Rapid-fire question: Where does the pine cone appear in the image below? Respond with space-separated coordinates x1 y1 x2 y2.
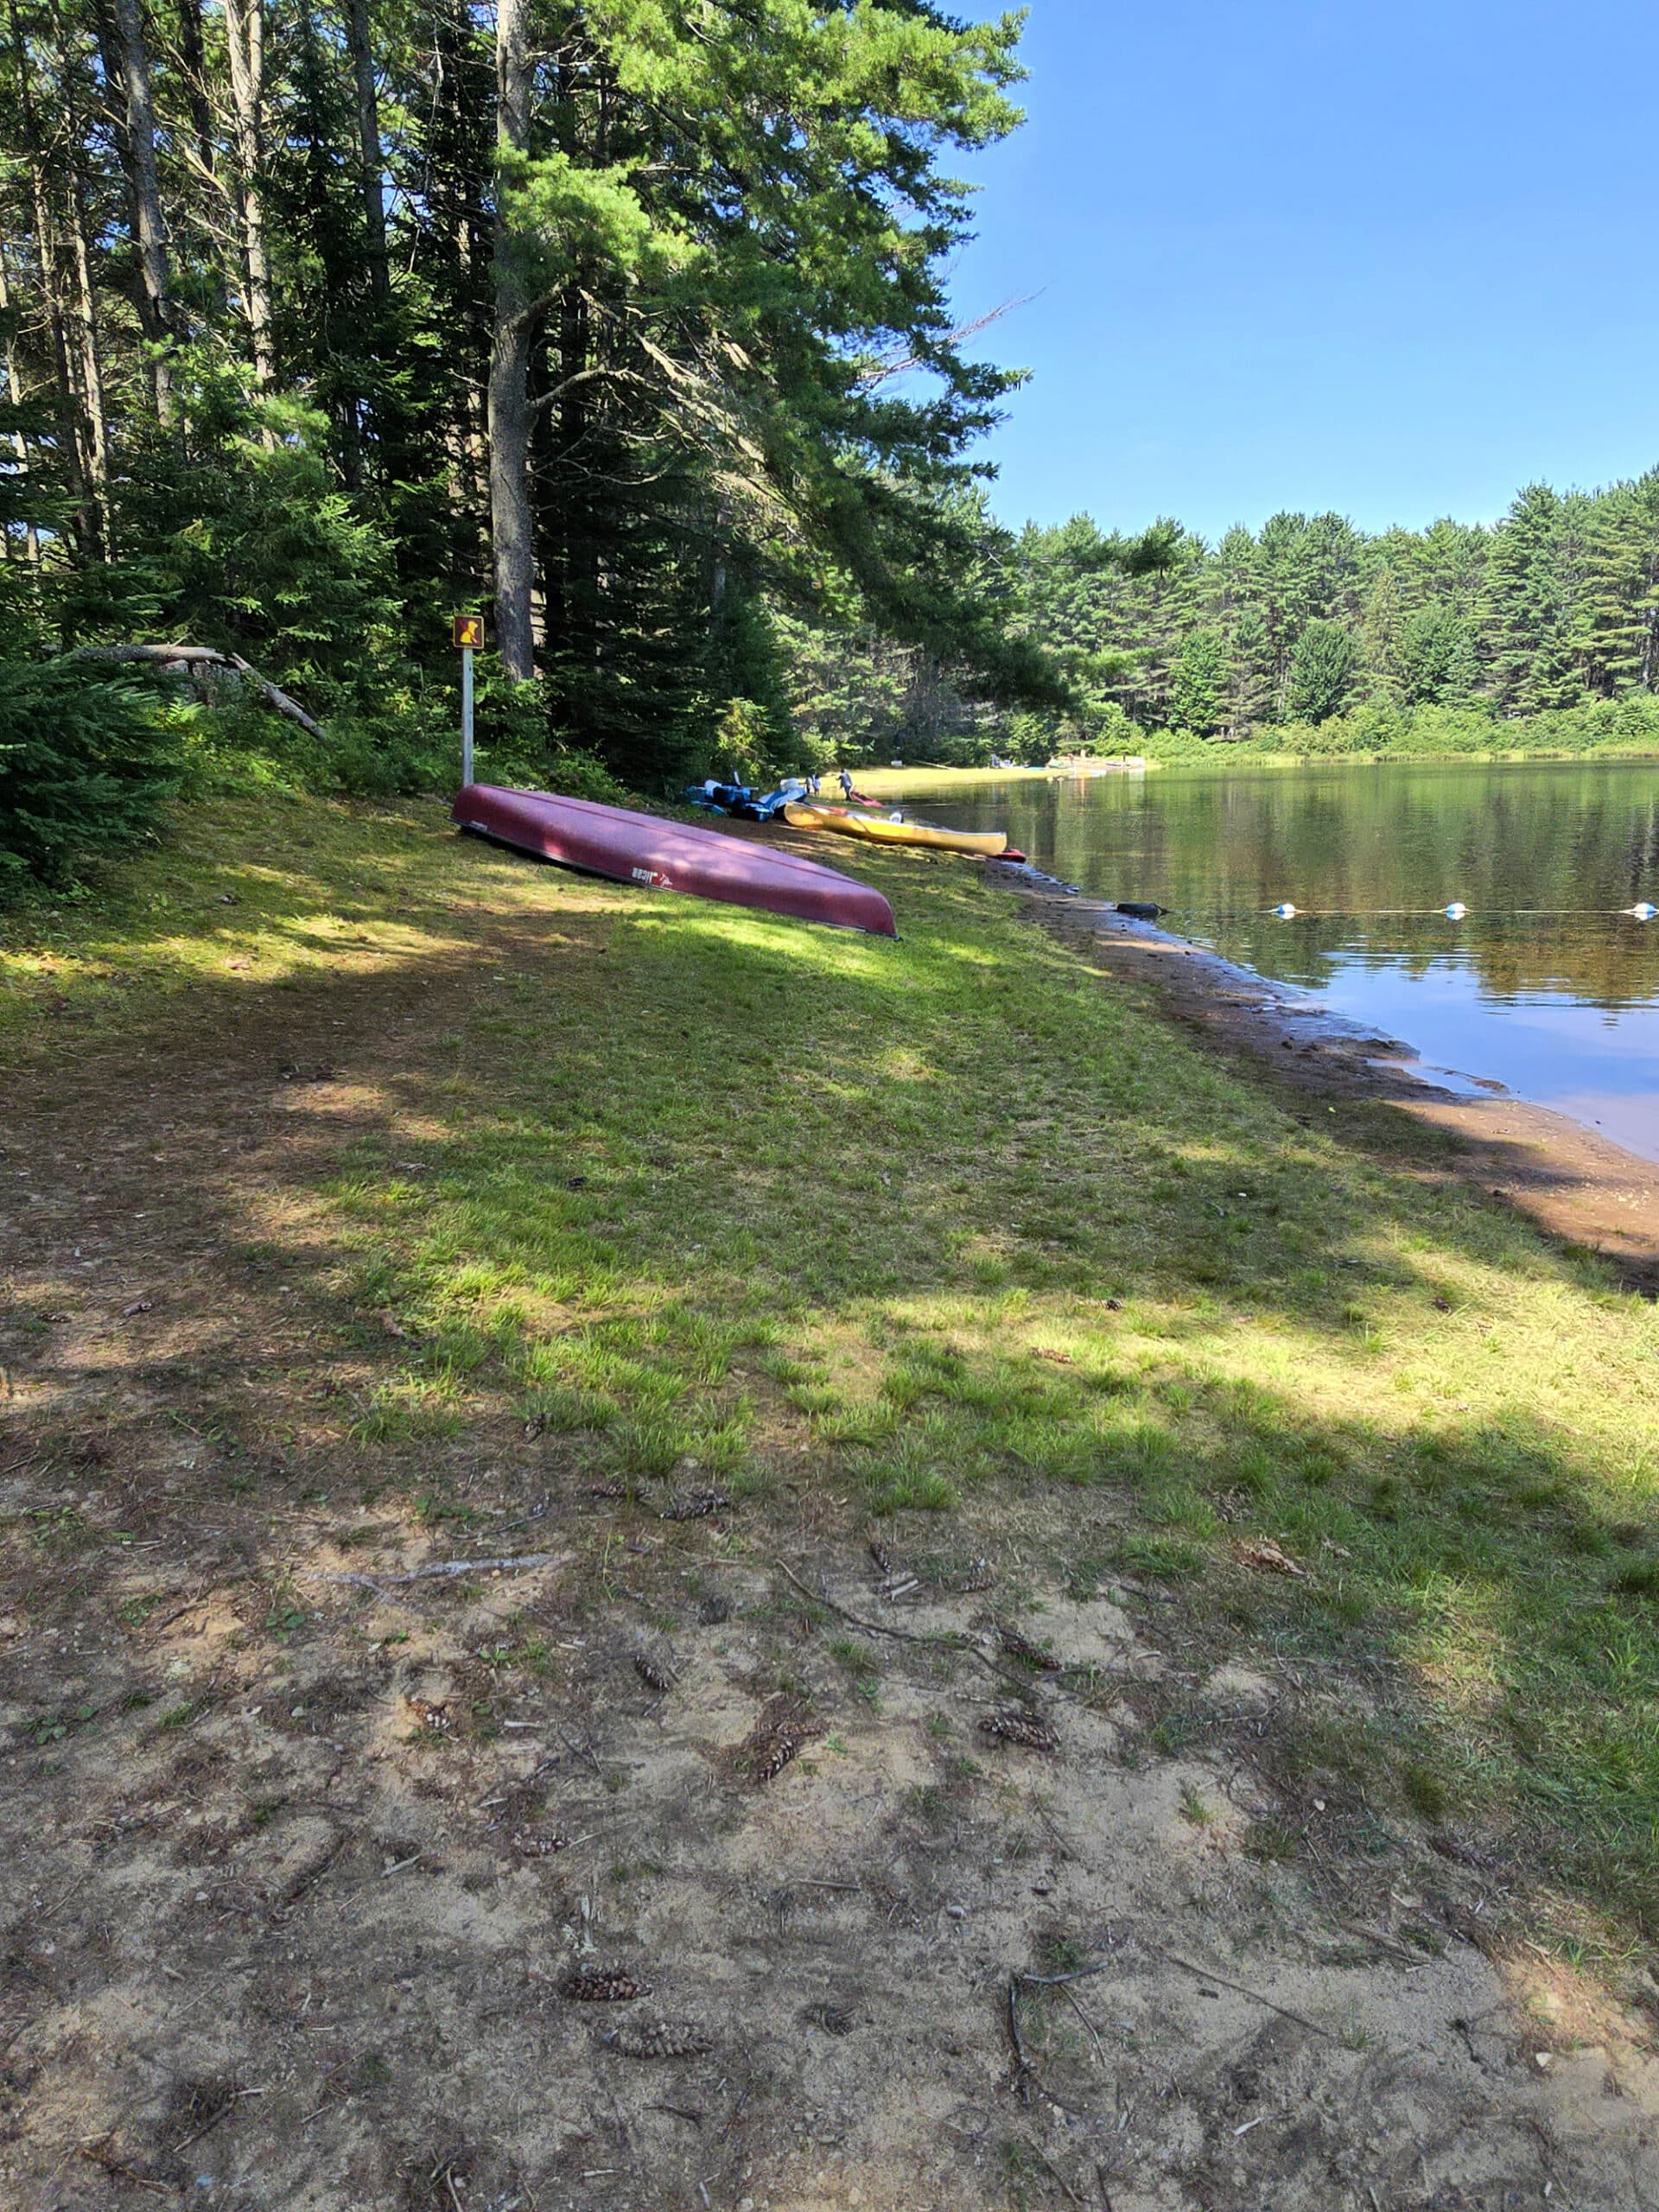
996 1622 1062 1672
601 2017 712 2059
661 1487 733 1522
588 1481 629 1500
958 1558 996 1592
633 1650 677 1694
868 1538 893 1574
753 1729 802 1783
511 1831 568 1858
979 1707 1058 1753
1233 1536 1307 1580
562 1966 652 2003
743 1694 812 1784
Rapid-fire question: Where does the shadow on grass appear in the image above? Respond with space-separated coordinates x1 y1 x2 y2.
4 799 1657 1939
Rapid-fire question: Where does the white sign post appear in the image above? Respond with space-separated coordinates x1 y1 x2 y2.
453 614 483 786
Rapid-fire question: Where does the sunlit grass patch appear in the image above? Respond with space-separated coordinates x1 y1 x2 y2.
607 1414 696 1481
851 1414 974 1516
24 788 1659 1941
518 1383 620 1434
762 1353 823 1386
350 1376 466 1444
995 1414 1103 1485
786 1382 842 1418
815 1402 901 1448
1116 1533 1207 1582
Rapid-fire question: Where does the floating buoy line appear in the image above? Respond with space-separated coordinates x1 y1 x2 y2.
1266 900 1657 923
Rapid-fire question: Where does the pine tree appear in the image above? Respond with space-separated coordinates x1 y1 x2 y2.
1359 562 1407 702
1480 484 1580 714
1170 629 1229 734
1573 473 1659 696
1397 605 1477 706
1285 619 1357 723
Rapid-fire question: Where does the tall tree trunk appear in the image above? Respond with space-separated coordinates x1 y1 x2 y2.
551 274 595 734
223 0 277 400
110 0 176 423
5 0 87 543
66 156 113 557
487 0 536 680
0 245 41 566
51 4 115 557
345 0 388 306
175 0 215 175
295 0 362 485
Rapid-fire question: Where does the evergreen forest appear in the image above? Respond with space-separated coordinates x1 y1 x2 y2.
990 479 1659 759
3 0 1659 890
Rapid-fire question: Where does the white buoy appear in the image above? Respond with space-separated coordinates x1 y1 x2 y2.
1630 901 1658 922
1272 902 1298 919
1444 901 1468 921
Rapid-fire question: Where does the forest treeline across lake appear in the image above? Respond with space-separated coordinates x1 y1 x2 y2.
3 0 1659 898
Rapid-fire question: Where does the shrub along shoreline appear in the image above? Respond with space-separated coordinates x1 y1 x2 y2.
861 696 1659 786
1139 692 1659 765
4 788 1657 1957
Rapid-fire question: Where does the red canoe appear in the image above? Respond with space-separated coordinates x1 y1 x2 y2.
451 785 897 939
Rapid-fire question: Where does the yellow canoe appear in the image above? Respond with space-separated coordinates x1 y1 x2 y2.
783 804 1007 858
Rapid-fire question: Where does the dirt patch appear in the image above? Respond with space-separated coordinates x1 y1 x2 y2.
3 844 1656 2210
6 1509 1659 2209
1008 875 1659 1294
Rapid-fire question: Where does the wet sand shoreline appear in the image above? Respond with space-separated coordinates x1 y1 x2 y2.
998 864 1659 1294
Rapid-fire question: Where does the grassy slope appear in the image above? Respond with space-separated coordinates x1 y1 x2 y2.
6 791 1658 1942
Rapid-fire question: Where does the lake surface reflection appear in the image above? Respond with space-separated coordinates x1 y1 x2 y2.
918 760 1659 1161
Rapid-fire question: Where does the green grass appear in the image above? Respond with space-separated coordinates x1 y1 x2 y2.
7 790 1659 1936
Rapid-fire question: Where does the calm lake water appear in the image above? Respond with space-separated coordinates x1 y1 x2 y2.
918 760 1659 1162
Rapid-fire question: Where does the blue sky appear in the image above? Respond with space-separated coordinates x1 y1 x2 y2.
953 0 1659 543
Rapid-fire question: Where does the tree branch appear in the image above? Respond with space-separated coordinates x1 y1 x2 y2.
66 643 327 741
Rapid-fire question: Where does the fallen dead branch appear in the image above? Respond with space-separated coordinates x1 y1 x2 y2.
78 2141 172 2196
1013 1945 1339 2044
772 1560 969 1649
772 1560 1123 1705
1004 1978 1099 2122
1147 1946 1339 2038
67 642 327 740
319 1551 569 1588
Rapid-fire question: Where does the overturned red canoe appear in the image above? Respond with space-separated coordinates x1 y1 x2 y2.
451 785 898 939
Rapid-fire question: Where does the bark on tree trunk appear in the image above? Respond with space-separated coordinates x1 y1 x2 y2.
345 0 388 306
6 0 90 543
0 246 41 566
488 0 536 681
110 0 176 423
554 277 598 740
66 156 114 557
175 0 215 175
223 0 277 403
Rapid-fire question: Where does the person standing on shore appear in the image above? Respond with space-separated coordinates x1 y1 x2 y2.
839 767 855 801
